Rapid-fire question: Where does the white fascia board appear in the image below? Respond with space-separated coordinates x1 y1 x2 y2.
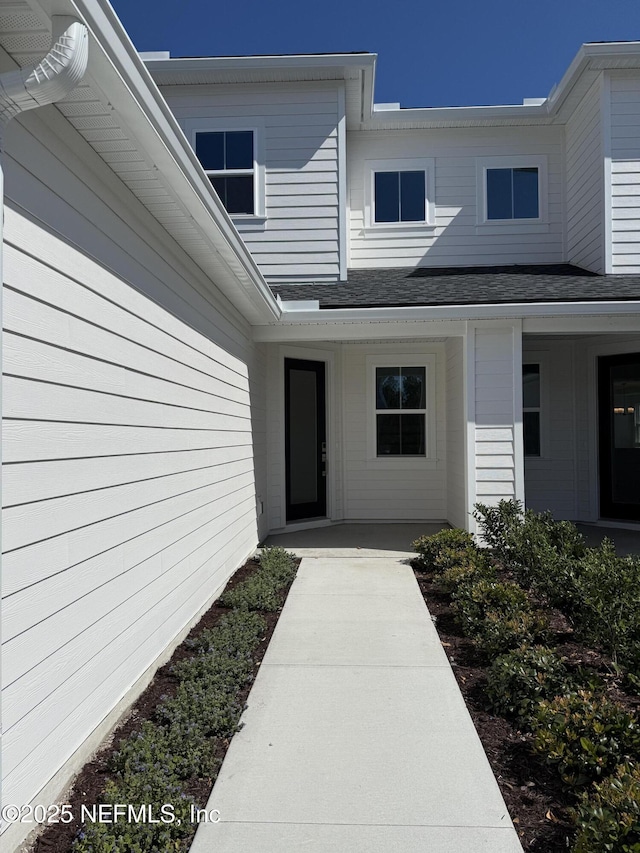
144 53 377 76
252 301 640 342
48 0 280 324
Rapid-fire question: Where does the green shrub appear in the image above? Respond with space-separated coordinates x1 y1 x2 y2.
412 528 475 570
435 549 496 593
486 646 570 723
572 762 640 853
187 610 266 655
571 541 640 673
219 548 297 611
474 501 586 609
531 690 640 786
452 577 549 657
259 546 297 584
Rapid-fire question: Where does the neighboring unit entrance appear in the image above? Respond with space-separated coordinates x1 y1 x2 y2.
284 358 327 522
598 352 640 521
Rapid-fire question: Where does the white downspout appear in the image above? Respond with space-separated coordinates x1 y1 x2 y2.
0 15 88 812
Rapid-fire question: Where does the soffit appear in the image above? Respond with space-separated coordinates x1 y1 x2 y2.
0 0 279 325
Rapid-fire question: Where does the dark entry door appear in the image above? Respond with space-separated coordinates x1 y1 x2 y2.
598 352 640 521
285 358 327 522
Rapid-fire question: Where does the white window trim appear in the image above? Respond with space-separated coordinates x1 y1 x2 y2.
364 158 435 230
184 117 266 219
365 353 437 469
476 155 548 228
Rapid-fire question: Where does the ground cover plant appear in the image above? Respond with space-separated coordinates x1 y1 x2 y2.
31 547 298 853
412 509 640 852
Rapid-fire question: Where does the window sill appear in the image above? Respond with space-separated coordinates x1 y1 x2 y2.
475 221 549 234
231 215 267 231
364 223 436 237
366 456 439 470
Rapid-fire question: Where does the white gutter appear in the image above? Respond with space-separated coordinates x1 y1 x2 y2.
0 14 88 789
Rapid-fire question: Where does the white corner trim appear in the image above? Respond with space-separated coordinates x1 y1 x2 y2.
0 17 88 128
601 72 613 274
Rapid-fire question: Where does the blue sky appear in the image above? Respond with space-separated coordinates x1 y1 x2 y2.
110 0 639 109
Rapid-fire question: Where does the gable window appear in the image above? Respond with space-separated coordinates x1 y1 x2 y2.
374 171 426 223
195 130 255 215
364 158 435 228
487 167 539 220
376 366 427 455
523 363 541 456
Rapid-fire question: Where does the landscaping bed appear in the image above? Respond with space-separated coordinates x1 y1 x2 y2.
29 547 299 853
412 509 640 853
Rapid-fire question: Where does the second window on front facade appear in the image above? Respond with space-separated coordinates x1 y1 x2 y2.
376 366 426 455
486 167 539 220
374 171 426 223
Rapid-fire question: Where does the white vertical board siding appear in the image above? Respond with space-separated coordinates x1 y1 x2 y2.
522 340 577 519
445 337 466 529
566 78 605 273
162 82 341 283
1 110 263 840
471 325 522 513
610 72 640 273
342 343 446 520
348 126 564 270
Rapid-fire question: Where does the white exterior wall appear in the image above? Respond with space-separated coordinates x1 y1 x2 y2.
610 71 640 273
565 78 605 273
467 322 524 532
342 342 446 520
161 82 342 283
347 127 564 270
1 107 265 847
522 339 577 519
445 337 466 529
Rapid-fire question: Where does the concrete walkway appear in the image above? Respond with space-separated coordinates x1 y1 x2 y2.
190 549 523 853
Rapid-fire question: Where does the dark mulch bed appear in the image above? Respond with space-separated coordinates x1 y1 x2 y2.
413 565 639 853
30 556 299 853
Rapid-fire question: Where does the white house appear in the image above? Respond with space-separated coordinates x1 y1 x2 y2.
1 1 640 850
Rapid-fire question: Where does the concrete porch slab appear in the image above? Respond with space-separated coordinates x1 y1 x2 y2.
263 522 446 558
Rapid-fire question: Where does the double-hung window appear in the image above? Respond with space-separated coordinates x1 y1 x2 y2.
195 130 256 215
365 159 435 228
375 366 427 456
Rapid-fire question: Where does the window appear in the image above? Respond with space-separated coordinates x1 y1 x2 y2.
487 167 539 220
476 156 547 226
374 171 426 223
195 130 255 215
375 366 426 456
523 363 541 456
364 158 435 228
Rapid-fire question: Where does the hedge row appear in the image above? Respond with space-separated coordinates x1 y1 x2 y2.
413 512 640 853
73 547 297 853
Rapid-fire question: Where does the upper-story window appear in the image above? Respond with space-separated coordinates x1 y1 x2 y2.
476 155 547 226
365 158 435 228
374 171 426 223
195 130 255 215
486 167 539 220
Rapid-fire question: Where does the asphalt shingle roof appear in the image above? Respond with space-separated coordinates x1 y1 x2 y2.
270 264 640 309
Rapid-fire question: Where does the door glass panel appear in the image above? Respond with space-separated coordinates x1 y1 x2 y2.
288 368 318 505
609 361 640 507
523 364 540 408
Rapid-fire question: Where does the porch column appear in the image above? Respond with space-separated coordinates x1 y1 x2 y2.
464 320 525 535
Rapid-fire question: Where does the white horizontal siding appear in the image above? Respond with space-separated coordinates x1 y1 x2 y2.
610 72 640 273
1 107 264 841
473 329 517 507
343 343 446 520
162 82 341 283
348 127 564 270
566 78 604 273
446 337 466 529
